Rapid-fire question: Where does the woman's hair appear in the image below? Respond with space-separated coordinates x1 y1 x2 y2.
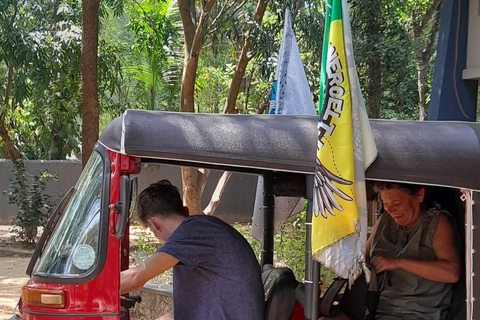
372 181 424 196
136 179 187 224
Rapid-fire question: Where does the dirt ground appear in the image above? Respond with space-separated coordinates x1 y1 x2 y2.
0 244 31 320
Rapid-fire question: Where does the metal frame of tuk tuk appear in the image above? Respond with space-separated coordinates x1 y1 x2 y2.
12 110 480 320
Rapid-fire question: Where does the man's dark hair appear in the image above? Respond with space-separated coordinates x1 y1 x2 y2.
137 179 187 224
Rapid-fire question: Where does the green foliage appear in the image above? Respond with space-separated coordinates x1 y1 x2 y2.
195 48 236 113
102 0 183 111
1 0 83 159
4 160 58 243
191 0 324 114
235 210 336 289
133 228 158 254
350 0 419 119
275 212 307 280
235 212 307 282
0 0 452 162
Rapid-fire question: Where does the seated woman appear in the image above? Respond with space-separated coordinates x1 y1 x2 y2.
321 182 460 320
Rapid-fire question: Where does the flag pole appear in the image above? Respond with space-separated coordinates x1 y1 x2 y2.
305 175 319 319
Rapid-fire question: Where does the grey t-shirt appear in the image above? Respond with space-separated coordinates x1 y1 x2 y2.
157 215 265 320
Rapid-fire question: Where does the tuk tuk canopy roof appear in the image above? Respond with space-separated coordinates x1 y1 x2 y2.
366 119 480 191
99 110 318 174
99 110 480 191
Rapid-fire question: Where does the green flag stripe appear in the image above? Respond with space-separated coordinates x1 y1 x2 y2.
319 0 343 116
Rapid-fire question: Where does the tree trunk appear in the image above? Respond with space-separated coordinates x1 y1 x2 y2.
178 0 215 213
224 38 250 114
365 0 383 119
81 0 100 167
178 0 216 113
181 167 210 215
0 1 22 164
223 0 268 114
412 0 441 121
416 56 428 121
178 0 267 214
0 114 22 163
0 61 22 164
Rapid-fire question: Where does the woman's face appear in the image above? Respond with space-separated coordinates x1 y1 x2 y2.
380 187 425 227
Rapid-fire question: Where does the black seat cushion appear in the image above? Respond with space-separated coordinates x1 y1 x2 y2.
262 264 299 320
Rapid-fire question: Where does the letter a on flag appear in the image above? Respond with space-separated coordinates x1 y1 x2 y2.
312 0 377 281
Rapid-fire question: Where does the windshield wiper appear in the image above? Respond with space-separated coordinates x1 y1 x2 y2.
26 187 75 276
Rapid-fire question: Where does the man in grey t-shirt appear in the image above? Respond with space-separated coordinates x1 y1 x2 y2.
121 180 265 320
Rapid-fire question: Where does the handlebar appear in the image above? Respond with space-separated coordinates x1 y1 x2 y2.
121 295 142 309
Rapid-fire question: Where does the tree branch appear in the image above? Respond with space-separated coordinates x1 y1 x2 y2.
226 0 250 23
203 171 233 215
421 4 441 64
208 0 234 31
223 0 268 114
420 0 442 29
190 0 216 57
207 0 248 37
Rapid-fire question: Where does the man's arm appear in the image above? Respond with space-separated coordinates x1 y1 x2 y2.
121 252 179 294
371 212 460 283
156 310 174 320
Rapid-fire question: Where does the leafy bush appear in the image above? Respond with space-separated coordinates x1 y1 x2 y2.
235 212 307 280
4 160 57 243
235 211 336 294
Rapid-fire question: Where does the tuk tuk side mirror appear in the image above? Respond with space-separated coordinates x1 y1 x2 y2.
115 176 131 239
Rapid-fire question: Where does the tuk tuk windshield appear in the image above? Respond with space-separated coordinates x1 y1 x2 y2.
34 151 104 278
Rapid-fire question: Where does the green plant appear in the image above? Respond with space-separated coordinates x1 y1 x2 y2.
4 160 57 243
235 211 307 281
235 211 336 292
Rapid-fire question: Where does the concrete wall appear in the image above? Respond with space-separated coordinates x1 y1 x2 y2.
131 285 173 320
0 160 82 225
0 160 257 225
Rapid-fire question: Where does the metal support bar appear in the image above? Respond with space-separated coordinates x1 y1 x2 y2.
261 171 274 266
305 175 320 320
305 200 320 320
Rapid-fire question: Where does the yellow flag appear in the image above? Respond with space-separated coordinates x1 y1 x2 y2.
312 0 377 280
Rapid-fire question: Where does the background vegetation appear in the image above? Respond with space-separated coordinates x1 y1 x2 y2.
1 0 476 285
0 0 447 162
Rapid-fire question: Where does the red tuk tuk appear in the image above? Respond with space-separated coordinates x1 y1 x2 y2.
9 110 480 320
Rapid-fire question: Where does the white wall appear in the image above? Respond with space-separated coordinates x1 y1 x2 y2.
464 0 480 79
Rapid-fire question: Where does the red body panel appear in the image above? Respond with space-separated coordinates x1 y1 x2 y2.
16 150 126 320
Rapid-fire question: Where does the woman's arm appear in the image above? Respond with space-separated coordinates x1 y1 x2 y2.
371 212 460 283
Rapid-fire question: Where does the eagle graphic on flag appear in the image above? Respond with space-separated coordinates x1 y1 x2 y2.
314 160 352 219
312 0 377 281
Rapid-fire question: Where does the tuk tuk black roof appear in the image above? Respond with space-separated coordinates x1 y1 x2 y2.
98 110 480 191
98 110 318 174
367 119 480 191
